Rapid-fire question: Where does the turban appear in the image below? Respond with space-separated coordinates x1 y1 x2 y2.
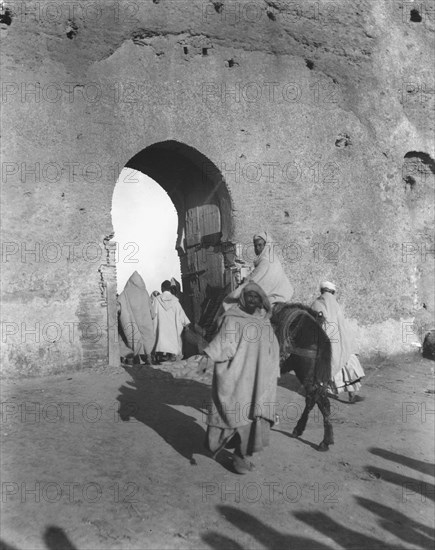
320 281 336 292
239 282 271 313
253 231 268 244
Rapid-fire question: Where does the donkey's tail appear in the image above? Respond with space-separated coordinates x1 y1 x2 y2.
313 323 332 385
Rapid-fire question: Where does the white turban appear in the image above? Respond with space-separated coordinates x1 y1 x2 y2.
320 281 336 292
253 231 268 243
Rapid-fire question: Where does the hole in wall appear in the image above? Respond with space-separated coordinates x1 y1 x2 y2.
202 47 208 56
0 7 12 25
410 8 422 22
403 151 435 191
183 46 189 54
267 10 276 21
306 59 314 70
404 151 435 174
213 1 224 13
404 175 417 190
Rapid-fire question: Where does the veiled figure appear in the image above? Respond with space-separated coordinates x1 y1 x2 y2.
118 271 155 364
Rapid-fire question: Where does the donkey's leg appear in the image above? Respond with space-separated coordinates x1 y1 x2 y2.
292 393 316 438
292 356 316 438
316 392 334 451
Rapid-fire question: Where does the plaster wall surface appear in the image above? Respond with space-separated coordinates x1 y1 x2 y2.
1 0 434 375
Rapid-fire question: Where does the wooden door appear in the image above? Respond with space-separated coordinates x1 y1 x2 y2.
182 202 226 330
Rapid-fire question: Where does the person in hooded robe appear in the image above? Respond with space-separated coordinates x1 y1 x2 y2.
222 231 294 311
118 271 155 365
311 281 365 403
152 280 190 361
204 282 280 474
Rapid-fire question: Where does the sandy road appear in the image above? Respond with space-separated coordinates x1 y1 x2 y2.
0 354 434 550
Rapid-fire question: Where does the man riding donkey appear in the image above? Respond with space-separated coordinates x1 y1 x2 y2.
224 233 364 406
204 233 360 465
222 231 294 310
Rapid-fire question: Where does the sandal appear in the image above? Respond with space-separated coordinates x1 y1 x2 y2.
348 394 365 403
233 454 255 474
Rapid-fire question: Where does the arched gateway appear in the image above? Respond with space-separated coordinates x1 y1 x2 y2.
103 140 237 365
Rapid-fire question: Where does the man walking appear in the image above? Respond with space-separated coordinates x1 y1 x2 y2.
152 280 190 362
311 281 365 403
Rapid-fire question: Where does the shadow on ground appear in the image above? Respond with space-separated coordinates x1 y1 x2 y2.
116 364 211 464
203 505 334 550
356 497 434 549
202 443 435 550
1 526 77 550
369 447 435 477
202 499 430 550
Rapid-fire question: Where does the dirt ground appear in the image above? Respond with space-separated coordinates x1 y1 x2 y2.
0 353 434 550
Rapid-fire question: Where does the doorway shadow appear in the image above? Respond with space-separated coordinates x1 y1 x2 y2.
116 365 212 465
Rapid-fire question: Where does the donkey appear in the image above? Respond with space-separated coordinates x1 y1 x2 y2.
271 303 334 451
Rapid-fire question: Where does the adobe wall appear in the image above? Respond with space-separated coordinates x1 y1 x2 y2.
1 0 434 376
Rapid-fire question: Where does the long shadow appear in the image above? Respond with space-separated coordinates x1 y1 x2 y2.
294 511 407 550
202 505 334 550
117 365 212 464
363 466 435 502
369 447 435 477
356 497 434 549
203 533 244 550
0 527 77 550
43 527 77 550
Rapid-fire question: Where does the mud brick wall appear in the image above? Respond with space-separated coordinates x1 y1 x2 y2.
1 0 434 376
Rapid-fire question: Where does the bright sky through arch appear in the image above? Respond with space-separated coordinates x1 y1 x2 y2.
111 168 182 294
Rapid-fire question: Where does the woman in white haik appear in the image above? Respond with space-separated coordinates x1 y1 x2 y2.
311 281 365 403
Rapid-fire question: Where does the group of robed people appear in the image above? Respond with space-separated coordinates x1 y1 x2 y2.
203 231 365 473
117 274 190 366
118 231 365 474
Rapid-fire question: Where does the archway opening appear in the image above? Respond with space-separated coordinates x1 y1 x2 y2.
111 167 181 295
109 140 235 354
